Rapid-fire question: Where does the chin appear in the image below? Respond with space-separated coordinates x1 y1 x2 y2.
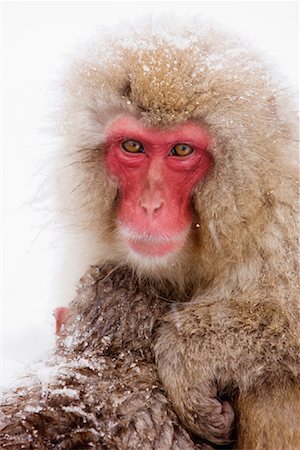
126 247 177 272
117 225 189 272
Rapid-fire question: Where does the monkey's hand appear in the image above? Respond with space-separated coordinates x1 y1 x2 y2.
153 299 300 447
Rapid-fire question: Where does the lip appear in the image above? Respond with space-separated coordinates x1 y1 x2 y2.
119 226 187 257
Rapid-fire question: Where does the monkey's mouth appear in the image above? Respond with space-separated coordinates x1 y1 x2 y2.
128 239 184 257
118 227 187 258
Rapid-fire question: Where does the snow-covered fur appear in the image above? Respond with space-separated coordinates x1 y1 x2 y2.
2 16 299 449
56 16 298 300
0 265 212 449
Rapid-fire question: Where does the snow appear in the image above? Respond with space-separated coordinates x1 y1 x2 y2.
51 388 80 399
2 2 298 390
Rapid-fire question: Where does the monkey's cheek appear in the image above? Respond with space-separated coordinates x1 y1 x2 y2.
126 238 185 257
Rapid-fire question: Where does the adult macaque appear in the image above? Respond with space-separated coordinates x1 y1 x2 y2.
1 17 299 449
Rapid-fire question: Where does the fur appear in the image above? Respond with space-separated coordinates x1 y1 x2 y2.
2 16 299 449
0 265 213 449
55 16 298 298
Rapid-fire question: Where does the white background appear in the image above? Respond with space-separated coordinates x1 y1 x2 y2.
2 1 299 389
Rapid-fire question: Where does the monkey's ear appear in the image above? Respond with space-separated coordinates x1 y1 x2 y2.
54 307 69 336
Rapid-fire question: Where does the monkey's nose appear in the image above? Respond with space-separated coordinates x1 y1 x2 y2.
139 197 164 217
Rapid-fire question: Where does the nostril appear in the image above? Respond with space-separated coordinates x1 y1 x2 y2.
153 202 163 214
140 205 148 214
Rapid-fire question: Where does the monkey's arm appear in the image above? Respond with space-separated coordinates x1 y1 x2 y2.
154 298 300 448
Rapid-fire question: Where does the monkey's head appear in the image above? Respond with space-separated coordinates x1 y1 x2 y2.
58 17 297 290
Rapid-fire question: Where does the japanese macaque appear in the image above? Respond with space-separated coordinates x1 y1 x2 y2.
1 266 207 449
1 16 299 450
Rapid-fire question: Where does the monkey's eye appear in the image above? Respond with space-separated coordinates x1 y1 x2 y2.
170 144 194 157
121 140 144 153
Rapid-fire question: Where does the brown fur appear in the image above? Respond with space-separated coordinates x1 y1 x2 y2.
0 265 212 449
236 386 300 450
54 17 299 448
2 16 299 449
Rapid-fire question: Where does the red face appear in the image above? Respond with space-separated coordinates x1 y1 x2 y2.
105 116 212 259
